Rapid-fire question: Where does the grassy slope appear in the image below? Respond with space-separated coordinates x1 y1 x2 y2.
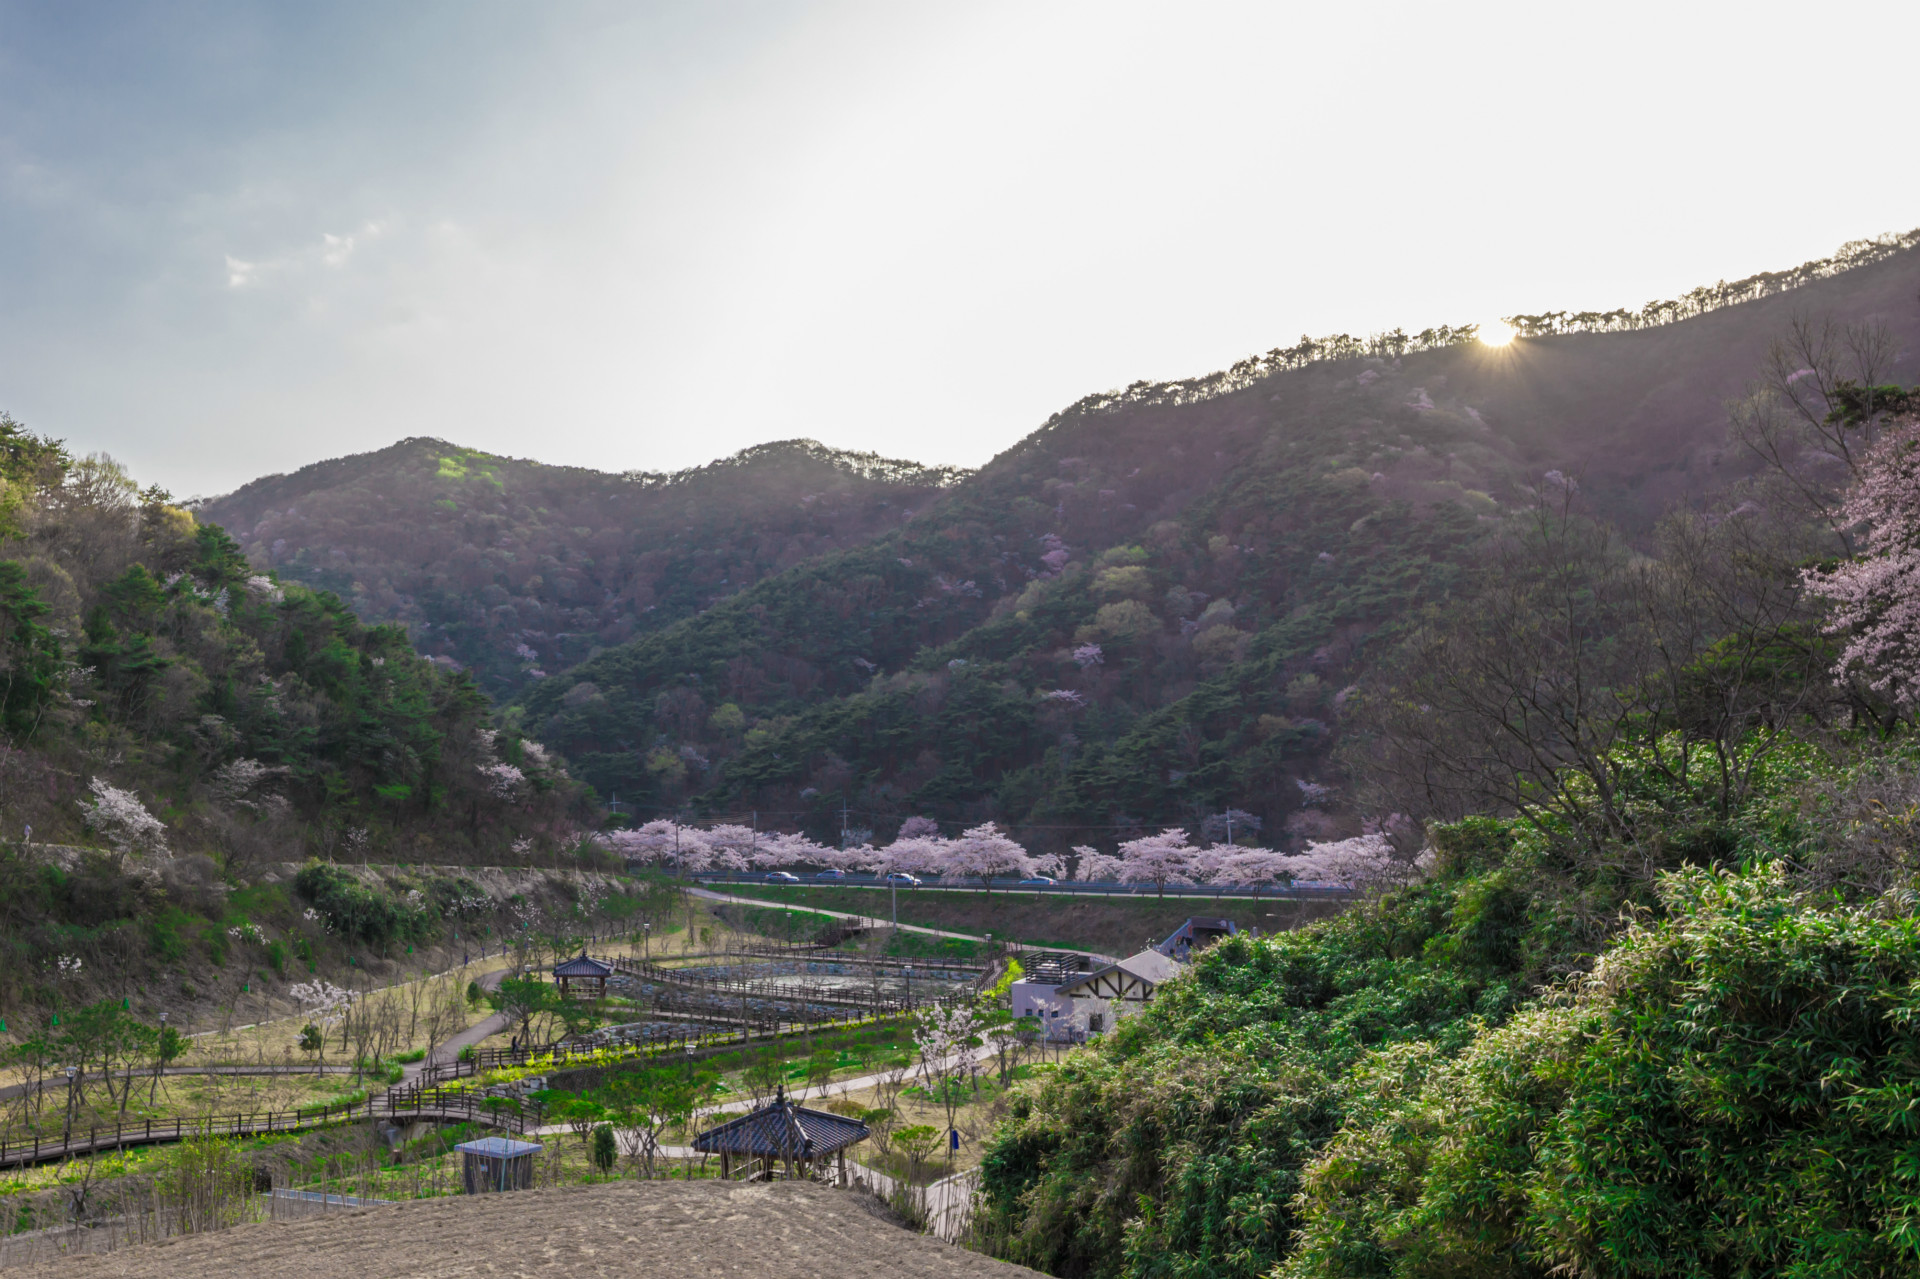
714 883 1346 956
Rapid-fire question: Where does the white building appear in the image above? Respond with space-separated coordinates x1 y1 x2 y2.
1006 917 1235 1038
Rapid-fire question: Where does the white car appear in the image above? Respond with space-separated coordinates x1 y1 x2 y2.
884 872 921 886
766 871 801 884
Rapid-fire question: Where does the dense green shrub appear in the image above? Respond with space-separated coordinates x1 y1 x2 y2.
1282 864 1920 1277
293 863 425 945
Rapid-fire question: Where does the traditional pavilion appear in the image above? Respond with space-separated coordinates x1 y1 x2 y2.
552 951 614 1000
693 1086 871 1184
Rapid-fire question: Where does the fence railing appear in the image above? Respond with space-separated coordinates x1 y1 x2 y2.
411 1000 913 1089
610 955 917 1015
0 1087 539 1170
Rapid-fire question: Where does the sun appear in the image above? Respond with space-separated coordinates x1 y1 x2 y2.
1478 319 1517 347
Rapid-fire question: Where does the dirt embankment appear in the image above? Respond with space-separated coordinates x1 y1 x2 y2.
723 884 1345 955
40 1180 1044 1278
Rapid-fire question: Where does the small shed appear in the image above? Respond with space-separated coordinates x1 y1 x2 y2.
553 951 614 1000
457 1136 543 1193
693 1086 870 1184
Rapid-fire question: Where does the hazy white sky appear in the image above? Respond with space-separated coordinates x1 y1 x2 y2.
3 0 1918 497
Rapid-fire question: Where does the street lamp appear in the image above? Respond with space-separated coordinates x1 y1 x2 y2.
903 964 912 1009
643 922 651 961
62 1066 77 1146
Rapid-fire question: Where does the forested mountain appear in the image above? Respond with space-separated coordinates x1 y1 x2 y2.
0 418 591 1006
197 438 967 699
514 237 1920 849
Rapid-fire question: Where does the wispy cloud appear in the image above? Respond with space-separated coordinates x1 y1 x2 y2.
225 220 387 288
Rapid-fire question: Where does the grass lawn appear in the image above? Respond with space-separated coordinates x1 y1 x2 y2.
712 883 1344 956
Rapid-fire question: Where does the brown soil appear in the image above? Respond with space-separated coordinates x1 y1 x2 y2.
726 884 1344 956
40 1180 1042 1278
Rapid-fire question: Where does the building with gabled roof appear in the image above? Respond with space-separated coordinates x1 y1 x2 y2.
693 1086 870 1184
552 951 614 999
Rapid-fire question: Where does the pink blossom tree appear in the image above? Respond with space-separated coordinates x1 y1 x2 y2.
1118 828 1199 898
873 832 944 880
944 822 1035 893
1803 421 1920 710
1275 834 1399 889
1071 846 1124 883
1212 848 1293 894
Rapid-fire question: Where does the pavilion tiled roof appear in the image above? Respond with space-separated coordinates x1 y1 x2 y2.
553 952 615 977
693 1089 870 1158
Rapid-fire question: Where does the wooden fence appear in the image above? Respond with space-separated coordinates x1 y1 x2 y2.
0 1087 541 1170
412 1002 910 1088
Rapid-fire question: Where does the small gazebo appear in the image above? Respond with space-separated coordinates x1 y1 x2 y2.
457 1136 543 1193
553 951 614 1000
694 1086 870 1184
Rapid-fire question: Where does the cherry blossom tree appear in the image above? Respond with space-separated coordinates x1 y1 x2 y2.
78 778 169 868
1118 828 1199 898
1071 846 1123 883
879 834 950 879
1803 420 1920 710
597 820 714 874
476 761 526 800
1212 848 1294 893
944 822 1035 892
1275 834 1400 889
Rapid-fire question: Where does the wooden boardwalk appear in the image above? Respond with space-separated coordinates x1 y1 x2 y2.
0 1088 540 1169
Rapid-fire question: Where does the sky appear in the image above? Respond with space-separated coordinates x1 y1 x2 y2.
3 1 1919 499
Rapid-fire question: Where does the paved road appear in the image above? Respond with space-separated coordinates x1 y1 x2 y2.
689 887 994 942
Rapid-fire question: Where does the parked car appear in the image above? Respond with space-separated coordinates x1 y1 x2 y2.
814 868 847 881
884 872 921 886
766 870 801 884
1016 876 1056 886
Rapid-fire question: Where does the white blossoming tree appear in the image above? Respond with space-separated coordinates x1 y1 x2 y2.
1118 828 1199 898
1803 419 1920 711
79 778 170 868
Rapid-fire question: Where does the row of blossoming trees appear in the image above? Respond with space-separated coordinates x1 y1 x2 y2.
597 818 1398 894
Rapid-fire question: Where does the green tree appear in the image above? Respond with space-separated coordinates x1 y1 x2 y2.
487 976 562 1046
0 562 61 739
591 1123 618 1174
605 1066 714 1179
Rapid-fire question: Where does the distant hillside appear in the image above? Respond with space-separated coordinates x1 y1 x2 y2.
513 236 1920 847
198 439 967 698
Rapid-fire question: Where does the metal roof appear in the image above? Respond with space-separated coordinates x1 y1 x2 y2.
1055 947 1183 996
693 1088 870 1158
553 952 615 977
456 1137 543 1158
